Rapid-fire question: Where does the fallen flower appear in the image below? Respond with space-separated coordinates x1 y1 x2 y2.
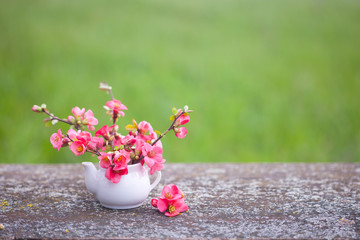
151 184 188 217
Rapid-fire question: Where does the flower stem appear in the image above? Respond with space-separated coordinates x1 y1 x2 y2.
151 110 185 146
133 110 186 164
87 149 101 156
42 109 80 129
109 88 114 101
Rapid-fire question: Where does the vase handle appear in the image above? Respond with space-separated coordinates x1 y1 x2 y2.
150 171 162 191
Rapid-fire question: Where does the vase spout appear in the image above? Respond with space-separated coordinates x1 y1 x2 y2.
82 162 98 194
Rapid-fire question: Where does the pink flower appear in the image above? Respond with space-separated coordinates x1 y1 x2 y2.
175 110 190 126
160 184 184 201
137 122 157 143
67 130 92 156
98 152 113 169
69 141 86 156
87 137 104 151
72 107 85 117
96 126 108 137
95 125 111 138
142 143 165 175
105 167 128 184
50 129 63 151
112 150 130 170
174 127 187 139
164 198 189 217
68 107 98 131
151 184 188 217
67 129 79 140
106 99 127 117
121 134 136 151
102 150 130 183
137 121 156 141
84 110 98 131
77 131 92 144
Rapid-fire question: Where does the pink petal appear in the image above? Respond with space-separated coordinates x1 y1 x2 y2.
105 167 113 181
157 199 168 212
84 110 94 119
120 103 128 110
153 146 163 154
178 114 190 125
161 185 171 198
111 173 122 183
173 199 189 212
165 211 180 217
87 117 98 125
144 156 155 168
72 107 85 117
67 129 78 140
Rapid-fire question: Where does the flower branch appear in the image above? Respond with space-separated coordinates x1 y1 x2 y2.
33 83 192 184
42 108 80 129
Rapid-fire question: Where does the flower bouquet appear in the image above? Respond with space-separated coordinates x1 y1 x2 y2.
32 82 191 214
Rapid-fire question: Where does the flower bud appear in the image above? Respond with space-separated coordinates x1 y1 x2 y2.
99 82 112 91
32 105 42 113
61 138 70 147
135 149 141 156
112 125 119 132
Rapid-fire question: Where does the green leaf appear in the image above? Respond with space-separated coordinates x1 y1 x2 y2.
172 107 177 115
44 118 52 127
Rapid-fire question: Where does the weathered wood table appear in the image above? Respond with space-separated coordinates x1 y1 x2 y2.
0 163 359 239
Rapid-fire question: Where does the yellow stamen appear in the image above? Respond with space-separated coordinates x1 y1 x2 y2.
165 192 172 199
168 205 176 213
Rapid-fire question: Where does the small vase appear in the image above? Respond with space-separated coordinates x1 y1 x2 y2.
82 162 161 209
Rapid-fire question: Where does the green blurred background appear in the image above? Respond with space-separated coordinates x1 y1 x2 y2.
0 0 359 164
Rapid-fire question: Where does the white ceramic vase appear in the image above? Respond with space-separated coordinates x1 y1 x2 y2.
82 162 161 209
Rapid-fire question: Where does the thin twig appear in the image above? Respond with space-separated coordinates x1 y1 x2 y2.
151 111 185 146
134 110 186 164
109 88 114 100
42 109 81 130
43 109 73 125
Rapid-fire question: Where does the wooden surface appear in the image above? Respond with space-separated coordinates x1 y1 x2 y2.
0 163 359 239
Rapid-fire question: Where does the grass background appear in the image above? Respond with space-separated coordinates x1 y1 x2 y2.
0 0 359 164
